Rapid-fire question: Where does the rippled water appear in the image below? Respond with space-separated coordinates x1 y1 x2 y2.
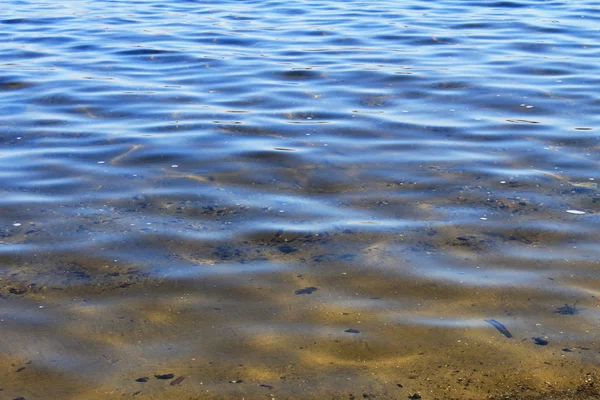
1 1 599 399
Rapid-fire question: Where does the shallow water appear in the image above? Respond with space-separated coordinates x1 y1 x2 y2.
1 1 599 399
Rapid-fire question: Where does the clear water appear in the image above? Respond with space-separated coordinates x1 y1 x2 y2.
1 1 599 399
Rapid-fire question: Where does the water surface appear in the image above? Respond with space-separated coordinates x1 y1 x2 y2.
1 0 599 399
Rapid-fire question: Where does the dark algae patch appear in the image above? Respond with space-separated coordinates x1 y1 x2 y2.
555 302 580 315
484 319 513 338
8 287 27 295
278 245 297 254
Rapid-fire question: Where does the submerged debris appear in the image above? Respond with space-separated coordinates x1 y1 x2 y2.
555 302 579 315
484 319 513 338
170 376 185 386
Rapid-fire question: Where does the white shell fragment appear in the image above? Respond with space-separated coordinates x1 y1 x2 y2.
566 210 586 215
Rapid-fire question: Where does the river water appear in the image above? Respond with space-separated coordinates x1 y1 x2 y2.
1 1 599 399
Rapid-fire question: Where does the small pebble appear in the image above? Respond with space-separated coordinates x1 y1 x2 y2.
562 348 573 352
566 210 585 215
13 223 22 227
533 337 549 346
295 287 318 295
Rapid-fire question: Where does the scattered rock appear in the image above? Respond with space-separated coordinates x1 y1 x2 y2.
533 337 549 346
136 377 149 382
154 374 175 380
295 287 318 295
345 329 360 334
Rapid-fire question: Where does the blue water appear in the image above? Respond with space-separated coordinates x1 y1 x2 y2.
1 1 599 399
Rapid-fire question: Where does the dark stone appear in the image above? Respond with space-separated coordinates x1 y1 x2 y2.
295 287 318 295
154 374 174 380
533 337 549 346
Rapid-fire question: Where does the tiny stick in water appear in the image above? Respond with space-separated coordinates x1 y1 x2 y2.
484 319 513 338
